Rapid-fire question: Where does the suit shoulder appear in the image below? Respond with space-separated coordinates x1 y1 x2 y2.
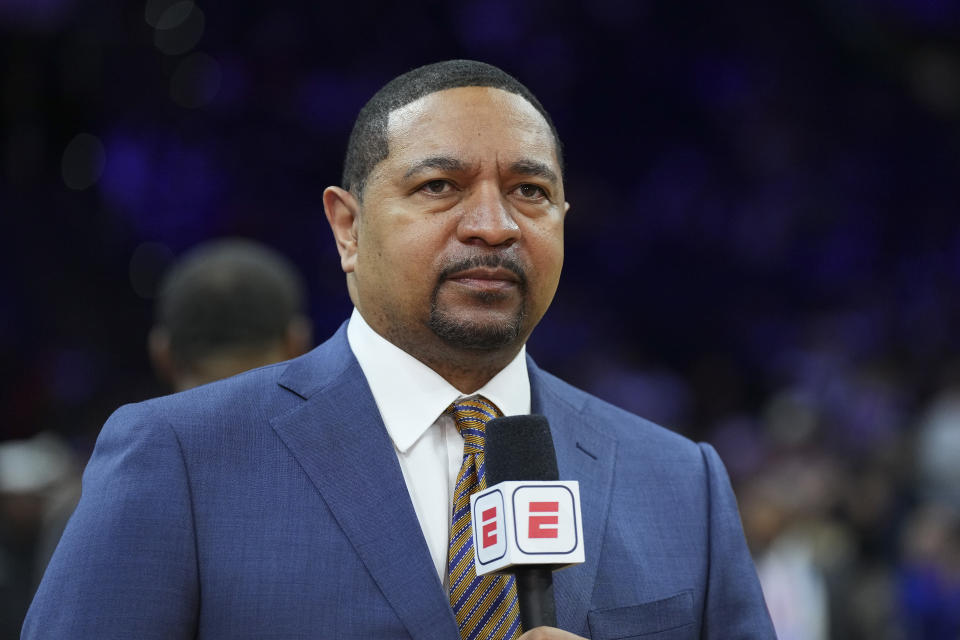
139 359 294 420
136 329 354 425
97 328 355 454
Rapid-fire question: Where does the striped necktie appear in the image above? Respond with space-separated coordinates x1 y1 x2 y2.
447 396 523 640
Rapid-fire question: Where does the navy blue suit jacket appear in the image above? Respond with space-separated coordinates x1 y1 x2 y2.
24 325 774 639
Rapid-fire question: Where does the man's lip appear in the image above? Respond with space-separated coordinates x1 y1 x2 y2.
445 267 520 283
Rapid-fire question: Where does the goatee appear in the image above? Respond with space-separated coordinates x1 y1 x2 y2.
429 254 527 350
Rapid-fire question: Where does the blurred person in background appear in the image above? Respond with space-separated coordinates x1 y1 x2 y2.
898 364 960 639
0 434 80 638
896 503 960 639
915 365 960 510
741 454 834 640
148 237 313 391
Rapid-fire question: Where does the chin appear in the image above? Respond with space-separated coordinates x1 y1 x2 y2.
428 307 527 351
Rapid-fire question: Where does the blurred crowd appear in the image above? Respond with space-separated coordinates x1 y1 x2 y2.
584 338 960 639
2 0 960 637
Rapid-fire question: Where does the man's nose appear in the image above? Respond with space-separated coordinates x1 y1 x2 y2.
456 183 521 247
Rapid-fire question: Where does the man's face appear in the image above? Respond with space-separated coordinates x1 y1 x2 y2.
343 86 567 361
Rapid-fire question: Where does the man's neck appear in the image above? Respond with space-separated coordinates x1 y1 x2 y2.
412 346 521 394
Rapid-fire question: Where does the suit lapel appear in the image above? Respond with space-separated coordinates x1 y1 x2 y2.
271 334 458 640
530 363 617 635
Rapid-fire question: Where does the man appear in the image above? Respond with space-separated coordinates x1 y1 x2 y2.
23 60 774 639
148 237 313 391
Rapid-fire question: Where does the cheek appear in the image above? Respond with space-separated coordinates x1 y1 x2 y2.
524 227 565 303
356 220 402 275
357 236 437 299
527 222 565 271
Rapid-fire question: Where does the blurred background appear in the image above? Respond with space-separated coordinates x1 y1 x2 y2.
2 0 960 637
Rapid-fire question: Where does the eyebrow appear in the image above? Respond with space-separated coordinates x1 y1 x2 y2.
403 156 469 179
508 159 559 186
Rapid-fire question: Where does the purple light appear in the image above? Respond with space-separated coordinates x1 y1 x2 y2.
99 131 224 247
0 0 76 32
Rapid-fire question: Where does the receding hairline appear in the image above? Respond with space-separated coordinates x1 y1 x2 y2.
387 85 556 135
369 86 563 190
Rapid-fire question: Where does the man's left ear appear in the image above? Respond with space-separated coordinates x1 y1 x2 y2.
147 327 177 387
323 186 361 274
563 201 571 218
283 314 313 358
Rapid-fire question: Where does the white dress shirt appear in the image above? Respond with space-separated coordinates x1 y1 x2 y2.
346 308 531 583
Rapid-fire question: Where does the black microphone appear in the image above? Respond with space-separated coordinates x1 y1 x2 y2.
484 414 559 630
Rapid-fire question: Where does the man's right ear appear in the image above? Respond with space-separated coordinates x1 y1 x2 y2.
323 186 360 274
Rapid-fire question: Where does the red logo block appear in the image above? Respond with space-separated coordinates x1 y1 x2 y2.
481 507 498 549
527 501 559 538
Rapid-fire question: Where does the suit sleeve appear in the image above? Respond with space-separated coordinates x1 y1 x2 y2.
22 402 199 639
698 442 776 639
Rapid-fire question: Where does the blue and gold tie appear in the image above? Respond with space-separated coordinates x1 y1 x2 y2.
447 396 522 640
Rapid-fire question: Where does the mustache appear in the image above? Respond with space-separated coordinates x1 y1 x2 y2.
438 253 528 288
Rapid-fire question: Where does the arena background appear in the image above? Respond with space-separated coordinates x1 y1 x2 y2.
2 1 960 637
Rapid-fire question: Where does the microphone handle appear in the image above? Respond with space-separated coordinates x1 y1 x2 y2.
514 566 556 629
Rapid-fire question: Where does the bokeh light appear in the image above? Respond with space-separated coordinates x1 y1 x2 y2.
170 51 222 108
129 242 175 299
60 133 105 191
152 1 205 56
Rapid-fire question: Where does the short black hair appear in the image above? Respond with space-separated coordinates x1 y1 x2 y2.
342 59 563 198
155 238 306 366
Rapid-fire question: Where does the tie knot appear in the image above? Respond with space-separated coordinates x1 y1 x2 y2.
448 396 502 455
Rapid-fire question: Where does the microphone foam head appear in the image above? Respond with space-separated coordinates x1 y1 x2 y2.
484 414 559 485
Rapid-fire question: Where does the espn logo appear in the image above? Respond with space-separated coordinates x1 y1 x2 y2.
471 481 584 575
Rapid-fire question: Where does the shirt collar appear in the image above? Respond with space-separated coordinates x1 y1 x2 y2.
346 308 530 453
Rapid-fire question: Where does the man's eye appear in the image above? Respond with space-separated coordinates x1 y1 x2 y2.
421 180 452 195
516 184 547 200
